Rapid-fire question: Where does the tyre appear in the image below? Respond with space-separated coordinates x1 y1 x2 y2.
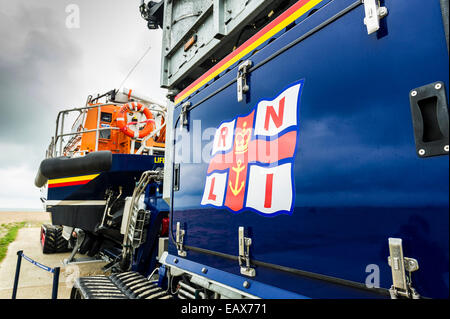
41 224 56 254
54 227 70 253
41 224 70 254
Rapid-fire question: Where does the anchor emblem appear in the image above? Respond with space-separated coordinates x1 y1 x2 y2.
228 120 251 196
229 160 246 196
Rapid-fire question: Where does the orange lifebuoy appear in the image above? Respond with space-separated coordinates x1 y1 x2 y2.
116 102 155 139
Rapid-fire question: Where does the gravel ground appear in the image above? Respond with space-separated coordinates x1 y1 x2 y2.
0 211 51 225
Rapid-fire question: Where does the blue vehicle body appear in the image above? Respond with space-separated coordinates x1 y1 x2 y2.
164 0 449 298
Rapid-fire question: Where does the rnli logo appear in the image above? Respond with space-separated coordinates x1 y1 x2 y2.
201 80 304 216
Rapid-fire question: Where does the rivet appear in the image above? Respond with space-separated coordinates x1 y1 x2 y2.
201 268 208 274
411 91 417 97
378 7 388 17
444 145 449 152
173 258 178 264
435 83 442 90
418 149 426 156
243 281 250 289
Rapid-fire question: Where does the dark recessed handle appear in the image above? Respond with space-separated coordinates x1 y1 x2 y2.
409 82 449 158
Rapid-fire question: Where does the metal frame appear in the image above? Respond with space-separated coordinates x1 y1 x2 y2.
160 252 307 299
121 170 164 269
49 101 167 158
160 0 277 89
50 103 122 158
136 123 167 155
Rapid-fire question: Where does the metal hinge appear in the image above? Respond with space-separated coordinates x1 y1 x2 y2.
363 0 388 35
387 238 420 299
180 102 191 131
237 60 252 102
166 89 180 102
176 222 187 257
173 163 180 191
238 227 255 277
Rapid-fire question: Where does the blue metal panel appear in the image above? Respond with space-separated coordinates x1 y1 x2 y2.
164 253 309 299
170 0 449 298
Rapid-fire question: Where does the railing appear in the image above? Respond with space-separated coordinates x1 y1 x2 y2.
12 250 61 299
47 103 167 158
49 103 124 158
136 122 166 155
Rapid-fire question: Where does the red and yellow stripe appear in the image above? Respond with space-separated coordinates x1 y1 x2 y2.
174 0 324 105
48 174 99 188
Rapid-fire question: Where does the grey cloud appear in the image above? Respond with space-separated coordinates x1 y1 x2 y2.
0 0 166 208
0 4 82 148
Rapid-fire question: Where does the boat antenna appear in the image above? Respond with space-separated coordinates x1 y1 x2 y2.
117 43 152 92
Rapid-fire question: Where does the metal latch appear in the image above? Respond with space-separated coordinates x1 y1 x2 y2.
387 238 420 299
173 163 180 192
238 227 255 277
237 60 252 102
363 0 388 35
176 222 187 257
180 102 191 131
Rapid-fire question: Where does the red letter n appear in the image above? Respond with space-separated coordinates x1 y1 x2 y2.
264 97 285 131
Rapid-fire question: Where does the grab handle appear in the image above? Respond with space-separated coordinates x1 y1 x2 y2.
409 81 449 158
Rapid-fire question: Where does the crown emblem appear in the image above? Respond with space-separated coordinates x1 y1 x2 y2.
234 122 251 154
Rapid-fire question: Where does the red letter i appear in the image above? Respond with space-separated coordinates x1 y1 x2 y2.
264 173 274 208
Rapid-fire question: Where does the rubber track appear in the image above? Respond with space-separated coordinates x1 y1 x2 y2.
73 271 172 299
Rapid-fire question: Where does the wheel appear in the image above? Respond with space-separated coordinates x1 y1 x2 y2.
41 224 56 254
54 226 70 253
41 224 70 254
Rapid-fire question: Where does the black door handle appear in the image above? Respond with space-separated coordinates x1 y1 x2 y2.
409 81 449 158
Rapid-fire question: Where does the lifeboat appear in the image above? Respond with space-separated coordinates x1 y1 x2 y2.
34 88 167 260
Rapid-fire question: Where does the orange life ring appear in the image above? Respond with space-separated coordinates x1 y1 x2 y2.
116 102 155 139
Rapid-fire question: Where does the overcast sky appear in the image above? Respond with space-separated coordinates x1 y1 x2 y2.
0 0 165 210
